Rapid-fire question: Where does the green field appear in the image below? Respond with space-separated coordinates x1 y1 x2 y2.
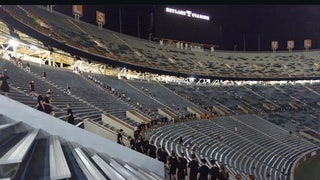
294 157 320 180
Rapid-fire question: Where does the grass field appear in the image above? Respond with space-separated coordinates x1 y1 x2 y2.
294 157 320 180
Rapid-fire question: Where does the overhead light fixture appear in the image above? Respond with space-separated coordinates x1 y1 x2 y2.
9 39 19 48
189 77 195 82
29 44 38 50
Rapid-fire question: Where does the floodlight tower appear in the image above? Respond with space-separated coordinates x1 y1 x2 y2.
47 5 53 12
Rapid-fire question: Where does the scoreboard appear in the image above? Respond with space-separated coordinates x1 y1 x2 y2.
153 6 221 45
165 7 210 21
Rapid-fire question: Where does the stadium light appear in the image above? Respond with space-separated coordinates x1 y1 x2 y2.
9 39 19 48
29 44 38 50
188 77 196 83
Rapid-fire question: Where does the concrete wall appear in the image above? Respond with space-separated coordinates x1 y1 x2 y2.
101 113 134 137
158 108 176 121
187 106 205 118
126 110 150 124
212 106 229 116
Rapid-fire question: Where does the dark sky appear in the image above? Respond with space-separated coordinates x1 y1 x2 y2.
52 5 320 51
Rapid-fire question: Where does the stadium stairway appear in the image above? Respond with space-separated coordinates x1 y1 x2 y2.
78 73 155 126
86 73 167 117
0 58 133 135
26 61 146 127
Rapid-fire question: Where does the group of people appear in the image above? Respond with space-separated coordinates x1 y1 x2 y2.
116 125 239 180
33 89 55 116
9 54 23 68
29 80 62 120
161 151 230 180
117 125 257 180
140 86 156 98
3 55 76 124
163 147 257 180
33 89 74 124
116 129 158 158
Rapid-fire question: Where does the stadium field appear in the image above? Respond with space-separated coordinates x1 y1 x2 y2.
295 158 320 180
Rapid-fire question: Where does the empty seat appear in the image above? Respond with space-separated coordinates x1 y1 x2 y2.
0 128 39 165
73 147 106 180
49 135 71 180
91 154 125 180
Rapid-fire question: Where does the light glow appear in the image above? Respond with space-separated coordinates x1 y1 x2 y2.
9 39 19 47
29 44 38 50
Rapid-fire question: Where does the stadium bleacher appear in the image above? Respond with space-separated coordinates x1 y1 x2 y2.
0 95 164 179
86 73 166 117
150 115 318 179
127 80 208 116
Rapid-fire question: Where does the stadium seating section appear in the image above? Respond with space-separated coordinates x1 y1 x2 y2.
3 5 320 79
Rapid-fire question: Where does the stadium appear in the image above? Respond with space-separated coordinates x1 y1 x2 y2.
0 4 319 180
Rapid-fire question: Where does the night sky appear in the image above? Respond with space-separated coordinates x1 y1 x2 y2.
52 5 320 51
